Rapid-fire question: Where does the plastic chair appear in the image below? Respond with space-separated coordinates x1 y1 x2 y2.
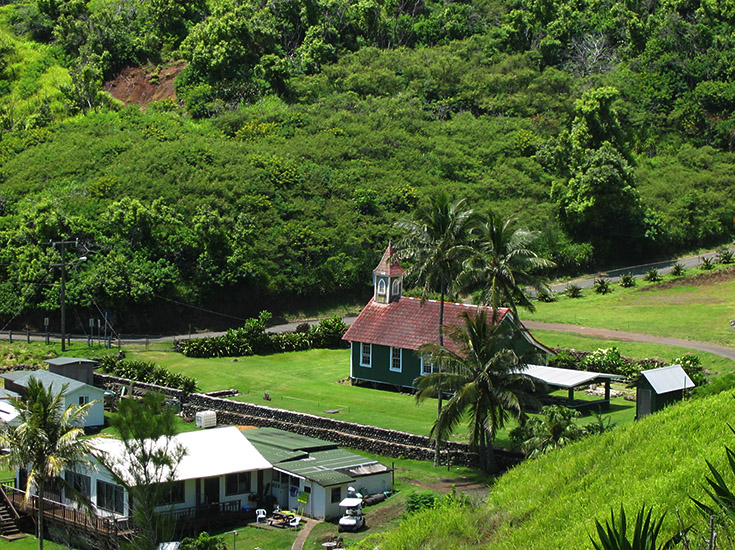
256 508 267 523
289 516 301 530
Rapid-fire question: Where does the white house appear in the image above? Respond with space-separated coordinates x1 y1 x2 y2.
242 428 392 520
64 426 272 519
1 370 105 428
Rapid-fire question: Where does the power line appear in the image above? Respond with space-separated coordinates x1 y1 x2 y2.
152 293 250 322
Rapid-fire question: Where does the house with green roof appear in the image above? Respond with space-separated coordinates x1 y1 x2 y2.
242 428 392 520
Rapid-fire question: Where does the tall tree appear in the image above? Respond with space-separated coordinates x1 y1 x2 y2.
0 378 96 550
395 191 480 466
459 212 555 324
415 309 537 473
98 392 186 550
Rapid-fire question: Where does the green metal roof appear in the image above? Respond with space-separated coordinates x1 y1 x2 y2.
242 428 388 486
242 427 337 453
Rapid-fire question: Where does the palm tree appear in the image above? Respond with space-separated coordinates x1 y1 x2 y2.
460 212 555 324
522 405 583 458
0 377 96 550
395 191 481 466
415 309 537 473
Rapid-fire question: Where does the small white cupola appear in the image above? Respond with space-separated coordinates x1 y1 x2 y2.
373 243 404 304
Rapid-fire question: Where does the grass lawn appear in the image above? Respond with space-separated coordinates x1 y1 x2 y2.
129 348 442 437
527 266 735 346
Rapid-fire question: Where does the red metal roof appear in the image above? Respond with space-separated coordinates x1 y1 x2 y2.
343 297 514 353
373 244 404 277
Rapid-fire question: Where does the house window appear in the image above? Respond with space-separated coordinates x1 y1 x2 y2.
225 472 251 495
65 471 91 500
159 481 186 505
390 347 402 372
391 279 401 296
420 358 434 376
97 480 125 514
78 395 89 405
331 487 341 504
360 343 372 367
377 278 386 296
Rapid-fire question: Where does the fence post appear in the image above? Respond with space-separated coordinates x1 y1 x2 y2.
26 331 30 343
8 331 11 343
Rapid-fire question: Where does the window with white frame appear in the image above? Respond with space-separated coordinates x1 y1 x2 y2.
390 347 402 372
420 358 435 376
377 278 386 296
360 343 372 367
78 395 89 405
391 279 401 296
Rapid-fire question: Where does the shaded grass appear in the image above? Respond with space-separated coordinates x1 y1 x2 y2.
527 267 735 346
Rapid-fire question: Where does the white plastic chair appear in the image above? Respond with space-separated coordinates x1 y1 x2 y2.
256 508 267 523
289 516 301 530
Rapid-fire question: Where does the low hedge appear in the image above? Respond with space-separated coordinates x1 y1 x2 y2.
175 311 349 358
98 356 199 393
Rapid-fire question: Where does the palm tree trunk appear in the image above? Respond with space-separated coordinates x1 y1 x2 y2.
434 286 445 467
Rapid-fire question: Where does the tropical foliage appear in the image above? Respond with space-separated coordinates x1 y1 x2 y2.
98 356 199 392
0 0 734 332
0 378 97 550
415 309 537 472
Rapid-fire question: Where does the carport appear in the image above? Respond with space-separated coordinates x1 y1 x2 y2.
523 365 620 410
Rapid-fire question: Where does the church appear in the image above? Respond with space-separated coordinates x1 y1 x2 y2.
342 244 552 390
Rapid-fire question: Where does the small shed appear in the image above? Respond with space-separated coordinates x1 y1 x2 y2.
636 365 694 419
44 357 98 385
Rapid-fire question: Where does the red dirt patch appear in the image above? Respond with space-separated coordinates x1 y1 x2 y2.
640 266 735 291
104 62 186 109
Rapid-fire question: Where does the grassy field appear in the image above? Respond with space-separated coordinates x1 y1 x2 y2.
527 267 735 346
353 389 735 550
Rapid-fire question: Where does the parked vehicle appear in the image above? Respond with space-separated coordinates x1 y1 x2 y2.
338 498 365 532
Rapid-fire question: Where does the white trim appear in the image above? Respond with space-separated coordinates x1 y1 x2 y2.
377 278 386 296
360 343 372 367
420 358 434 376
390 347 402 372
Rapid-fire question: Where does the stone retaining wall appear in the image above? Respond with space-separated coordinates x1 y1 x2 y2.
94 373 523 470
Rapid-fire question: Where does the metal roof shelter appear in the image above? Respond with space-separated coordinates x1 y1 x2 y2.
637 365 694 418
523 365 620 410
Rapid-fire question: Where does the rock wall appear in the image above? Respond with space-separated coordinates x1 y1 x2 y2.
94 373 523 470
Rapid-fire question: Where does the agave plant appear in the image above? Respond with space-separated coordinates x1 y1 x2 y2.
591 505 670 550
644 268 661 282
670 263 685 277
594 277 612 294
566 283 583 298
701 257 715 271
620 273 636 288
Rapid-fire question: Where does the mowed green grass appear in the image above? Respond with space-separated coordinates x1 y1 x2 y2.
527 267 735 346
130 349 441 436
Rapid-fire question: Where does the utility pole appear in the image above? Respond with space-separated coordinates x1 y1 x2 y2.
49 239 86 352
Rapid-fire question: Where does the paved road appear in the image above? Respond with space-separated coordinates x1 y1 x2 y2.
549 246 734 292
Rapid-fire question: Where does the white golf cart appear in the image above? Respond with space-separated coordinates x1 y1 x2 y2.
337 497 366 532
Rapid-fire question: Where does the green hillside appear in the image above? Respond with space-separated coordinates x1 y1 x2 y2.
353 390 735 549
1 0 735 332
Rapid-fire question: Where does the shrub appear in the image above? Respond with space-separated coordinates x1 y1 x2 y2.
619 272 636 287
405 491 438 514
700 256 715 270
548 350 578 369
644 268 661 282
594 277 611 294
692 372 735 398
670 262 685 276
310 316 349 348
566 283 583 298
717 248 734 264
98 356 199 393
536 289 557 302
295 322 311 333
591 506 667 550
673 354 707 387
580 347 626 375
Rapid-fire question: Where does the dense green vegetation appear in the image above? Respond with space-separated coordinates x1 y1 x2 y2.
352 389 735 549
0 0 734 332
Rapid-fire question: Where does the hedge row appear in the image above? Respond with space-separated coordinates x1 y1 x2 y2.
98 356 199 393
175 311 349 358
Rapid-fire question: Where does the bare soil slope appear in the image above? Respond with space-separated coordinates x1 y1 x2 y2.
104 62 186 108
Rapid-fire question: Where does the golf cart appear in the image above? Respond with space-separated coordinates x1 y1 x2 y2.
338 497 365 532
